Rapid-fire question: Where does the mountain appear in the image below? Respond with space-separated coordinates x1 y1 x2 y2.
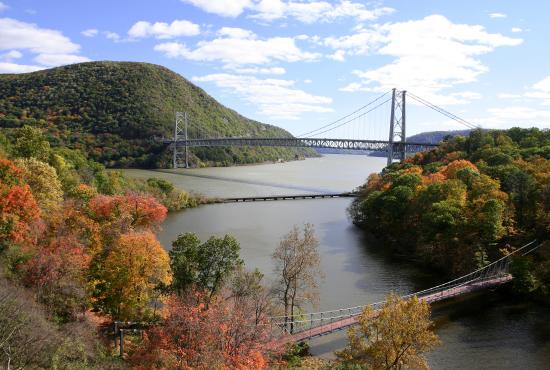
407 129 473 144
0 61 314 167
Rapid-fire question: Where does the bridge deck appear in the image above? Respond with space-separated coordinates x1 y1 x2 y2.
286 274 512 343
221 193 356 203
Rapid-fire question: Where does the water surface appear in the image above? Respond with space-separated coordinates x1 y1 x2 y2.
124 155 550 369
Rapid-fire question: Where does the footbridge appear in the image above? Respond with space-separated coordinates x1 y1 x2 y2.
166 89 480 168
271 240 540 343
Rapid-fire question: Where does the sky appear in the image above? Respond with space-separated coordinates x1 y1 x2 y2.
1 0 549 137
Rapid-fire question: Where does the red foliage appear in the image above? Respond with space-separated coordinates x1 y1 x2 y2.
0 184 41 245
0 157 24 185
129 294 275 370
89 193 167 232
23 235 90 288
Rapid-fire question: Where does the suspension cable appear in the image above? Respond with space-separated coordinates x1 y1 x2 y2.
305 97 392 138
407 91 480 130
297 90 391 137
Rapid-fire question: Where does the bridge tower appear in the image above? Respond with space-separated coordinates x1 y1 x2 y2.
387 89 407 166
172 111 188 169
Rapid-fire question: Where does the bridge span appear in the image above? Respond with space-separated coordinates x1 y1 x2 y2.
219 192 357 203
271 240 540 343
165 137 437 153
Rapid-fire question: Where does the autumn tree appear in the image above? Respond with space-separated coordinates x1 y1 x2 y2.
12 125 51 162
272 224 322 333
93 231 172 320
170 232 243 302
15 158 63 214
0 158 40 249
129 292 275 369
337 293 440 370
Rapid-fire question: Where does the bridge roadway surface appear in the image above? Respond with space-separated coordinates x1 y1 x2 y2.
220 192 357 202
283 274 512 343
166 137 438 153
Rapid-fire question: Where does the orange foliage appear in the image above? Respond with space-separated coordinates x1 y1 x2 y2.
47 201 102 257
23 235 90 289
0 184 41 245
400 166 423 176
440 160 479 179
89 193 167 232
442 151 465 163
422 172 446 185
130 294 275 369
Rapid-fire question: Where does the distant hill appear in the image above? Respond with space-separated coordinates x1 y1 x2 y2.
0 61 314 167
407 129 472 144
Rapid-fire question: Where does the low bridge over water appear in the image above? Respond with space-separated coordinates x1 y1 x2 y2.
271 240 540 343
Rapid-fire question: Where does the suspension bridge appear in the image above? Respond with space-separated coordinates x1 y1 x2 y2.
270 240 541 343
164 89 480 168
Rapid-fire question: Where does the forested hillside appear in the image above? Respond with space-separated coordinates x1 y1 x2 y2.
350 128 550 299
407 129 473 144
0 61 314 167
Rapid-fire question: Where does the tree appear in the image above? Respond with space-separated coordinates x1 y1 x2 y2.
129 293 274 369
336 293 440 370
93 232 172 320
15 158 63 214
170 232 243 302
12 125 51 162
272 224 322 333
0 158 41 249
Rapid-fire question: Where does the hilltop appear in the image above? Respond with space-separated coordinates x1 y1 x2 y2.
407 129 473 144
0 61 314 167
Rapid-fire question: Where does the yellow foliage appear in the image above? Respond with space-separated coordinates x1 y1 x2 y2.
337 293 440 370
99 231 172 320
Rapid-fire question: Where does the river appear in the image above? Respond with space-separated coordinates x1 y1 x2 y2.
123 155 550 369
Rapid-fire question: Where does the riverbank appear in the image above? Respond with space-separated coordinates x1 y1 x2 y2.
121 155 550 369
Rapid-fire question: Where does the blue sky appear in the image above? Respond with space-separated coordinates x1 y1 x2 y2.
1 0 549 137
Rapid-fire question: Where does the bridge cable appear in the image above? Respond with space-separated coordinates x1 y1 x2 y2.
296 90 391 138
304 97 393 138
407 92 480 130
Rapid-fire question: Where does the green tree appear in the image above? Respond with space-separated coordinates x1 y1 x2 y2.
12 125 51 162
170 232 243 301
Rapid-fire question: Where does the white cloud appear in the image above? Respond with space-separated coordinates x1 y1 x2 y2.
477 106 550 128
81 28 98 37
193 73 332 119
217 27 256 39
525 76 550 105
328 49 346 61
181 0 252 17
34 53 91 67
0 62 43 73
304 79 312 84
225 66 286 75
104 31 121 41
511 27 522 33
128 20 200 39
182 0 393 23
1 50 23 61
489 13 507 19
0 18 89 72
0 2 8 12
334 15 522 105
252 0 394 23
0 18 80 54
154 28 319 67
